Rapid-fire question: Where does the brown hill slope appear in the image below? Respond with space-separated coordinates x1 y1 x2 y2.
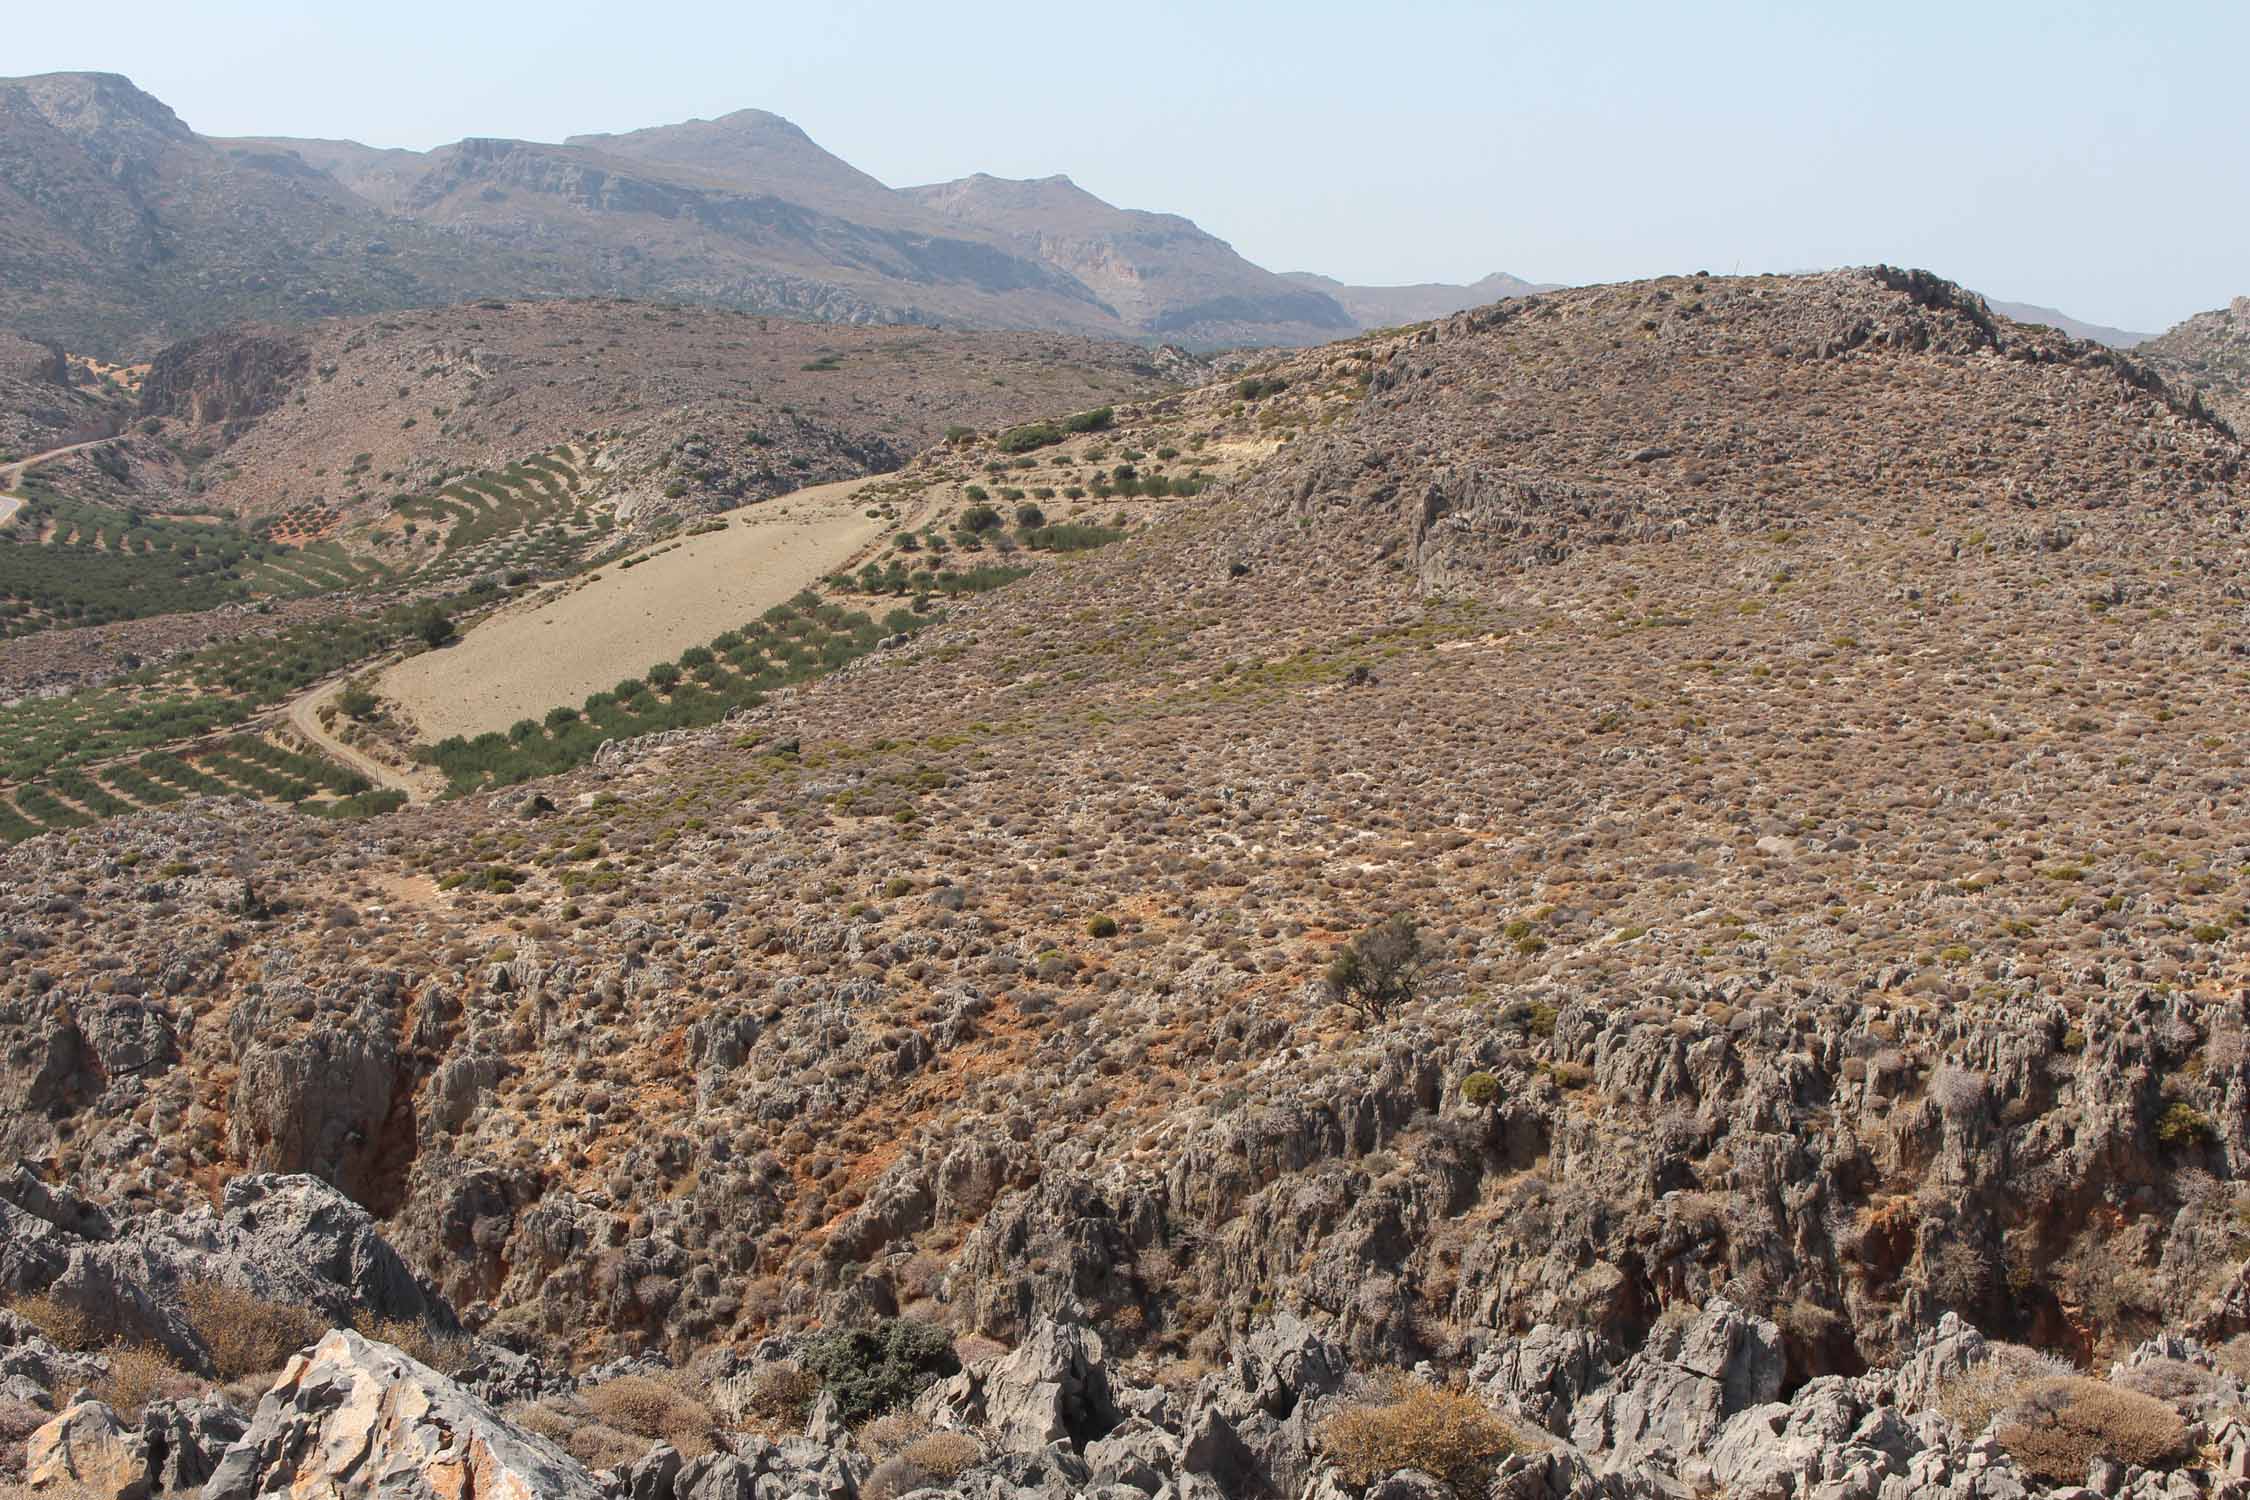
124 297 1187 529
2 270 2244 1421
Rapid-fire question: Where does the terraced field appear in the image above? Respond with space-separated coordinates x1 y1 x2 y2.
0 445 608 640
387 445 613 582
380 473 880 741
0 731 406 840
0 598 460 842
0 490 389 635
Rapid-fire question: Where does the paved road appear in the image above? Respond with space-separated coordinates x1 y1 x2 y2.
286 677 432 804
0 436 119 526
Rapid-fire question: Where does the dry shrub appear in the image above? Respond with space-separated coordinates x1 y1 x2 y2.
901 1430 983 1480
0 1485 103 1500
1936 1341 2075 1438
1994 1376 2189 1483
1319 1376 1520 1497
2112 1357 2219 1403
717 1360 820 1429
581 1372 716 1457
94 1342 199 1418
0 1398 46 1482
2216 1332 2250 1383
362 1317 475 1378
181 1280 326 1382
7 1295 99 1352
509 1397 645 1471
861 1456 930 1500
857 1409 931 1460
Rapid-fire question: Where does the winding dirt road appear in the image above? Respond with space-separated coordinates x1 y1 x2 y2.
0 436 118 526
285 676 436 804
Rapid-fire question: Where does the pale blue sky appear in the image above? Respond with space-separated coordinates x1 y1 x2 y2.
14 0 2244 331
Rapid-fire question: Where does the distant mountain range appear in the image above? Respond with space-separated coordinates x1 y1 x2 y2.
0 72 1549 358
1986 300 2150 349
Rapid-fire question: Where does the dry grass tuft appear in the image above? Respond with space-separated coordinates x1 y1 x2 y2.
180 1280 327 1382
510 1397 647 1472
6 1295 99 1353
857 1409 931 1460
901 1430 983 1480
1994 1376 2189 1483
94 1341 199 1418
715 1361 820 1430
580 1371 717 1457
1936 1341 2076 1438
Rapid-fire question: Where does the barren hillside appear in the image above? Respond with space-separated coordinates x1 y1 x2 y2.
4 269 2249 1500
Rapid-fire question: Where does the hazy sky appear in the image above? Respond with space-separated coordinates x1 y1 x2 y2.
14 1 2245 331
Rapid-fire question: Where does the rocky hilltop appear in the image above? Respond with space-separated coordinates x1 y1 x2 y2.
2142 297 2250 432
3 268 2249 1497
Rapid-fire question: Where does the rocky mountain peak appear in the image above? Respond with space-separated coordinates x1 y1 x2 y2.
10 70 194 143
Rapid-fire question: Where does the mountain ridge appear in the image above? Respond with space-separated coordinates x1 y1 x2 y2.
0 70 1473 356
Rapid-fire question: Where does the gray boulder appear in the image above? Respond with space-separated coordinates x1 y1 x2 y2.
123 1172 436 1327
959 1318 1120 1455
1085 1417 1179 1492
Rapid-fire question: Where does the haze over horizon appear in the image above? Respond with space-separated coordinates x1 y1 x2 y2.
9 0 2246 334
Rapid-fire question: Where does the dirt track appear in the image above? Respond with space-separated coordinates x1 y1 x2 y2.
286 677 436 804
379 477 888 743
0 436 116 526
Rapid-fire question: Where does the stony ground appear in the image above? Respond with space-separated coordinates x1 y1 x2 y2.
4 269 2249 1498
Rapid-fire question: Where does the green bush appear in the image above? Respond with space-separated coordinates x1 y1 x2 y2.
1088 914 1119 938
2156 1101 2215 1148
1327 914 1428 1024
798 1319 958 1424
1063 406 1114 434
1019 524 1126 553
1461 1072 1501 1108
995 422 1064 454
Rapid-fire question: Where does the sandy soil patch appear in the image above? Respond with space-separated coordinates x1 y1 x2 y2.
379 476 888 742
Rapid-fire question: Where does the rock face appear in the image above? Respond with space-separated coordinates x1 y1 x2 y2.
1565 1300 1784 1468
26 1399 148 1499
0 1170 447 1379
201 1329 604 1500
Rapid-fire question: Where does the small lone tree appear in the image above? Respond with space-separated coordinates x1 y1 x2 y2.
1327 913 1427 1025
